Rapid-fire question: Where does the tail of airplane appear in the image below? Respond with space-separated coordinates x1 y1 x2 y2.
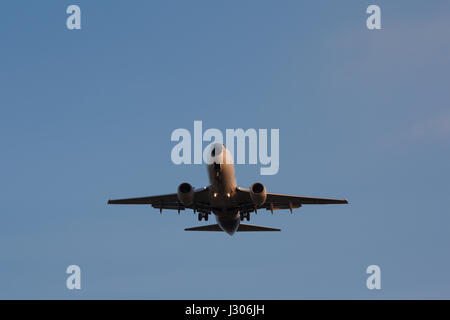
184 223 280 232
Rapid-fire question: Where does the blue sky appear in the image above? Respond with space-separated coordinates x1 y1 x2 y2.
1 1 449 299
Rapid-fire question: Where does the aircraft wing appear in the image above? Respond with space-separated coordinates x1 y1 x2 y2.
107 187 211 213
235 187 348 212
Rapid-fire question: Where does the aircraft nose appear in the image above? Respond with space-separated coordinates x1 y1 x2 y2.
210 143 223 158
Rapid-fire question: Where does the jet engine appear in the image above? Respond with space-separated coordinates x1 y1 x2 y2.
177 182 194 206
250 182 267 206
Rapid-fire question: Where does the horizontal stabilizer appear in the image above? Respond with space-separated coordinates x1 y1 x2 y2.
237 223 281 232
184 224 223 232
184 224 281 232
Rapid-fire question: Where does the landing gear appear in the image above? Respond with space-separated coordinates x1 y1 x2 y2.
240 212 250 221
198 212 209 221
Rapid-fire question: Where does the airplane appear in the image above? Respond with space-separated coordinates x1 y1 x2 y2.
108 143 348 235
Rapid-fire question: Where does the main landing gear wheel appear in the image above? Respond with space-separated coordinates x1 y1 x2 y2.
204 214 208 221
240 212 250 221
198 213 202 221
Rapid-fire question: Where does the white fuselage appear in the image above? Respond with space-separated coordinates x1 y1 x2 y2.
206 143 241 234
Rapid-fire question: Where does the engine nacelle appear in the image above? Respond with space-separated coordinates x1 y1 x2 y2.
250 182 267 206
177 182 194 206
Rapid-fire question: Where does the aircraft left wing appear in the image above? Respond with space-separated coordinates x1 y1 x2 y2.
107 187 211 212
235 187 348 212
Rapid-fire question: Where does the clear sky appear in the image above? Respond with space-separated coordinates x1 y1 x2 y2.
1 1 449 299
